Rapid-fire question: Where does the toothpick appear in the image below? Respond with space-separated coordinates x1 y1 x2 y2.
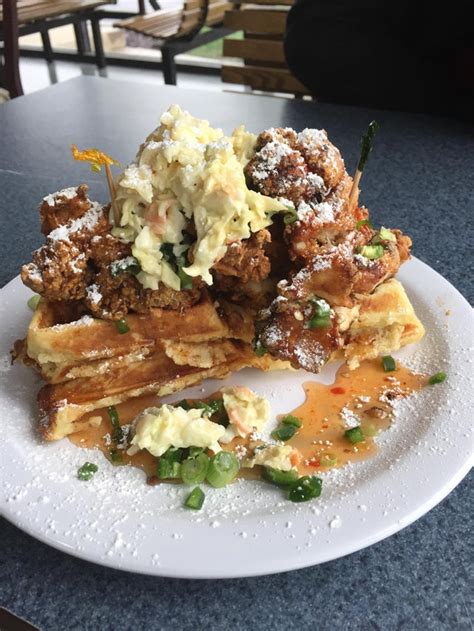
105 163 120 227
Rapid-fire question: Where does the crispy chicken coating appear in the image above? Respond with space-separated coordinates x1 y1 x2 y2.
245 127 360 256
39 184 92 236
212 229 271 284
21 187 109 301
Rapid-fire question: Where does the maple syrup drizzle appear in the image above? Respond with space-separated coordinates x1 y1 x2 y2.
68 359 427 482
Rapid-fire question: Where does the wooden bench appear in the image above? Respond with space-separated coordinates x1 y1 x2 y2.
115 0 234 85
222 1 310 96
1 0 111 97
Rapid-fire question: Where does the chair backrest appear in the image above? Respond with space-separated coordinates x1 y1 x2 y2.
222 0 309 95
179 0 232 35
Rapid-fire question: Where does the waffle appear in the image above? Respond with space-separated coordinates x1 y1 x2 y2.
342 279 425 368
15 276 423 441
15 293 288 440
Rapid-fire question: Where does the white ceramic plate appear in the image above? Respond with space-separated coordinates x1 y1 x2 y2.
0 258 472 578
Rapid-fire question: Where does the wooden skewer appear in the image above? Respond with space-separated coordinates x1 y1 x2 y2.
105 163 121 227
349 168 362 209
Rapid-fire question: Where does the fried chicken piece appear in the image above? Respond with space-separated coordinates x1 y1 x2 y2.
255 228 412 372
286 174 362 260
212 230 271 284
85 261 203 320
21 188 110 302
279 229 411 309
245 127 345 204
256 296 342 372
40 184 92 236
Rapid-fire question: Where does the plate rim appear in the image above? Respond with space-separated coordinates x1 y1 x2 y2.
1 257 473 579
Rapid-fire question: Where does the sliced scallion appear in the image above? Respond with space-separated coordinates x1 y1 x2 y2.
116 319 129 334
382 355 396 372
357 244 384 260
77 462 98 481
181 453 210 485
281 414 302 428
288 476 322 502
157 447 183 479
206 452 239 488
373 226 396 243
271 424 297 442
344 426 365 444
184 486 205 510
429 371 447 385
262 467 299 487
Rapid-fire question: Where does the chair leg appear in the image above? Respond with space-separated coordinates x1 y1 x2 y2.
149 0 161 10
90 18 106 69
3 0 24 97
162 46 177 85
74 20 91 55
40 30 54 63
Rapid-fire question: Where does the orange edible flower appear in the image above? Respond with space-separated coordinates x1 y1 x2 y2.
71 144 118 173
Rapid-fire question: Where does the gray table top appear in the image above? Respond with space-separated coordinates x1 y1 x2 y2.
0 76 472 630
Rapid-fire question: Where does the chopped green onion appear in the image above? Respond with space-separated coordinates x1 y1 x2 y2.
357 244 384 260
429 371 447 385
310 297 331 316
308 298 331 329
178 267 193 290
283 207 298 225
206 452 239 488
355 219 373 230
194 399 225 419
181 453 210 485
281 414 302 428
320 453 337 467
262 467 299 487
373 227 396 243
357 120 379 173
184 486 205 510
77 462 98 481
253 339 267 357
158 459 181 479
271 424 297 442
116 319 129 334
308 314 331 329
107 406 123 444
109 450 123 464
157 447 183 479
288 476 322 502
344 426 365 444
27 295 41 311
382 355 396 372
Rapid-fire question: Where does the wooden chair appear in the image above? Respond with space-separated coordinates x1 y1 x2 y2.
222 0 310 95
115 0 234 85
1 0 111 97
